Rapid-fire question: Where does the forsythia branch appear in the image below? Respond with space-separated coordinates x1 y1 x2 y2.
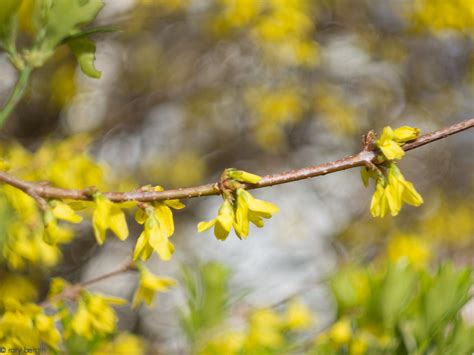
0 118 472 203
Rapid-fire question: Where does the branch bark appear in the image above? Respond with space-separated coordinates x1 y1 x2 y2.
0 118 472 203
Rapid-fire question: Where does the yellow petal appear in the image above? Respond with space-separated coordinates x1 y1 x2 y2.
134 208 147 224
379 140 405 160
108 206 129 240
227 169 262 184
148 225 174 261
164 199 186 210
154 203 174 237
385 184 401 216
401 180 423 206
197 219 217 232
133 232 148 261
52 202 83 223
234 193 249 238
393 126 420 143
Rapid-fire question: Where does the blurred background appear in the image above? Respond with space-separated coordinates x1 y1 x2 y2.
0 0 473 353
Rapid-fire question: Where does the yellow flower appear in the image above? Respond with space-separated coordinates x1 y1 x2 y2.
235 188 279 233
0 300 61 350
199 330 246 355
349 334 369 355
35 314 62 350
198 199 235 240
376 126 405 160
50 200 83 223
131 265 176 309
387 235 431 269
4 222 65 270
0 273 38 309
388 163 423 208
92 194 129 245
67 292 126 340
246 308 284 349
392 126 420 143
370 163 423 218
285 299 314 330
93 333 147 355
133 209 175 261
329 318 352 345
226 168 262 184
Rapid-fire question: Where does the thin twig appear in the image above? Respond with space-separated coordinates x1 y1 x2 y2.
41 258 135 307
0 118 472 203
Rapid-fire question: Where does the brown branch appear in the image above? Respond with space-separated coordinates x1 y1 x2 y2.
0 118 472 203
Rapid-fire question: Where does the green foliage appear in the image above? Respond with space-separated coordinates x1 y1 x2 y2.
179 262 231 346
319 262 474 354
29 0 104 72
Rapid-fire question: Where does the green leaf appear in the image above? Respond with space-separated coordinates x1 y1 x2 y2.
0 0 21 52
374 263 417 327
423 264 472 335
38 0 104 50
68 36 101 79
441 322 474 355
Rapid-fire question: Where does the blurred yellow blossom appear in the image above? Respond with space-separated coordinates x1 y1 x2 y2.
49 63 76 108
387 235 431 270
199 330 246 355
285 299 314 330
50 200 83 223
132 264 176 309
349 334 369 355
93 333 147 355
0 299 61 351
245 308 284 349
246 86 305 151
329 318 352 345
3 222 65 270
410 0 474 35
0 273 38 309
66 292 127 340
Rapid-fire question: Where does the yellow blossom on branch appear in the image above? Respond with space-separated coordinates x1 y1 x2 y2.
133 206 175 261
198 169 278 240
198 199 235 240
376 125 420 161
92 193 129 245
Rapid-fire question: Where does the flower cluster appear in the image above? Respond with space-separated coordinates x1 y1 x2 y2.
362 126 423 217
198 169 279 240
375 126 419 160
0 299 61 351
133 186 185 261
